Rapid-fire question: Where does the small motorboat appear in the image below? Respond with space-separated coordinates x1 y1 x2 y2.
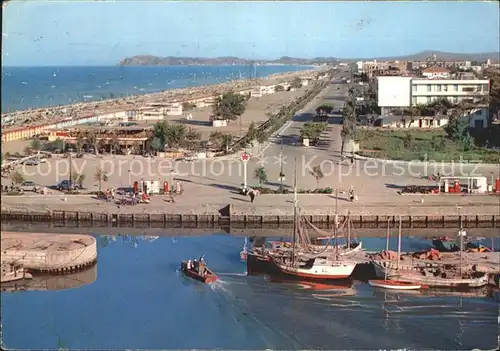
180 260 217 284
368 279 422 290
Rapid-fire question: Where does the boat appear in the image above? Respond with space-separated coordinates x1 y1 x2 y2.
180 259 217 284
267 165 357 282
273 256 356 281
369 279 421 290
372 223 490 288
369 216 422 290
1 263 32 283
433 237 492 253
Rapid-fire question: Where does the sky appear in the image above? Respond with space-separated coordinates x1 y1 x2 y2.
2 1 499 66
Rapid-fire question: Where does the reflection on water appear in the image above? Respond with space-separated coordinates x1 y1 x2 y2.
1 265 97 292
1 235 498 350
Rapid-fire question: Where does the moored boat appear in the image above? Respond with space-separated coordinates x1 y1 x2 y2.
368 279 422 290
180 259 217 284
1 263 32 283
273 257 356 281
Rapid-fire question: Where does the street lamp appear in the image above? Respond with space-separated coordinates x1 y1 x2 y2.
458 227 467 278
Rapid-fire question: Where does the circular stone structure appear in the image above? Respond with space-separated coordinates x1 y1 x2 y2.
1 232 97 272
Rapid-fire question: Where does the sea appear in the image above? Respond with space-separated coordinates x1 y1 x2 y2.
1 232 499 350
1 65 312 113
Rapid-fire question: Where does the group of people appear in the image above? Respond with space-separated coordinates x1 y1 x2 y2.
185 256 207 276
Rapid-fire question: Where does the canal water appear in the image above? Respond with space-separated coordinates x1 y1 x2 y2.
2 234 499 350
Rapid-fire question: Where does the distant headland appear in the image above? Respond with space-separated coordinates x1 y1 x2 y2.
119 51 499 66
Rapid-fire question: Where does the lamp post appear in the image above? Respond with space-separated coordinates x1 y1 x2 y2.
458 227 466 278
279 137 284 192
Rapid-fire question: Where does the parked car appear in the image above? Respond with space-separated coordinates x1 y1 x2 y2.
23 158 40 166
56 180 81 191
19 181 39 192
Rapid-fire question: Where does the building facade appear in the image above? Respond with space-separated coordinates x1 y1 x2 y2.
377 76 490 128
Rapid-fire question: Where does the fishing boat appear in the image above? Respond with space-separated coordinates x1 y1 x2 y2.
369 280 422 290
180 259 217 284
369 216 422 290
267 164 357 282
372 223 490 288
1 263 32 283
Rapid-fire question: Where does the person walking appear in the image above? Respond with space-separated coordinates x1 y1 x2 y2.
248 189 256 203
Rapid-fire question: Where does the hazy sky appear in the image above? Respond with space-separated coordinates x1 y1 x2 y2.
2 1 499 66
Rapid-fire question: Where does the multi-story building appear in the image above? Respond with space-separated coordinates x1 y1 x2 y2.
376 76 490 128
421 67 451 79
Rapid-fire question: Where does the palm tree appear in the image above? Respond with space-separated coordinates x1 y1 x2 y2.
71 172 86 188
10 170 25 187
76 132 85 154
86 130 99 155
94 168 108 193
253 167 268 185
150 137 163 155
30 138 42 153
310 165 324 190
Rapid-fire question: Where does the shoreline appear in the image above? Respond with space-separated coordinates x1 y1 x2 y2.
1 65 326 126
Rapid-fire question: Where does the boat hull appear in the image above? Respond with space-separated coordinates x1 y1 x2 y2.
246 251 277 276
180 261 217 284
273 261 356 282
369 279 422 290
372 261 489 288
1 270 33 283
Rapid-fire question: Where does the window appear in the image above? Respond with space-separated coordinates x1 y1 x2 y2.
427 96 432 103
412 85 417 92
412 97 417 105
436 85 442 92
437 119 441 126
427 85 432 92
443 85 448 92
454 84 459 91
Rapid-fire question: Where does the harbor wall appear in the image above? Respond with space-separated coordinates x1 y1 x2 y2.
1 233 97 272
1 208 499 229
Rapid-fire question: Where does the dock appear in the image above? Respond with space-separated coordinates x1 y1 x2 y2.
1 208 499 229
1 232 97 273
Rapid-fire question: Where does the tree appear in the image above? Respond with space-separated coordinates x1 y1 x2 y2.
274 85 284 92
86 130 99 155
403 131 414 149
212 91 247 121
53 138 65 152
30 138 42 153
71 172 85 188
290 77 302 89
183 127 201 149
153 121 187 149
310 165 324 190
94 168 108 193
76 133 85 153
220 134 234 153
247 122 258 142
150 137 163 155
300 122 328 142
253 167 268 185
10 170 25 187
445 113 474 151
110 135 121 155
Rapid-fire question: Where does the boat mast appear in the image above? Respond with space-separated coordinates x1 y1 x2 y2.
292 157 297 263
385 218 390 280
334 189 339 259
397 215 402 273
347 211 351 249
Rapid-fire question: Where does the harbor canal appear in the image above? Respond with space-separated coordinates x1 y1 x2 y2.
1 231 499 349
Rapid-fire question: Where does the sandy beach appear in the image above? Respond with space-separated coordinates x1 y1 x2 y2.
1 66 325 129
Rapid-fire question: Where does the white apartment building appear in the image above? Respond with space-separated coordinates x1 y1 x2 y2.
377 76 490 128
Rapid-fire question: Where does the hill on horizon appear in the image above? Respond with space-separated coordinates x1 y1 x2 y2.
119 51 499 66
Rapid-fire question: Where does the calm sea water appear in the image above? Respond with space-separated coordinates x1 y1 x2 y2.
1 65 311 113
1 234 498 350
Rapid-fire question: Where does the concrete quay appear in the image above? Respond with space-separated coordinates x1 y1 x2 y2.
1 232 97 273
1 193 499 229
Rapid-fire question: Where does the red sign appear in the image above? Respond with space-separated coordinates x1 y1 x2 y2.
240 152 250 162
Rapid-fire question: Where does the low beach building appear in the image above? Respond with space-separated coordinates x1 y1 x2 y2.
45 124 153 153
